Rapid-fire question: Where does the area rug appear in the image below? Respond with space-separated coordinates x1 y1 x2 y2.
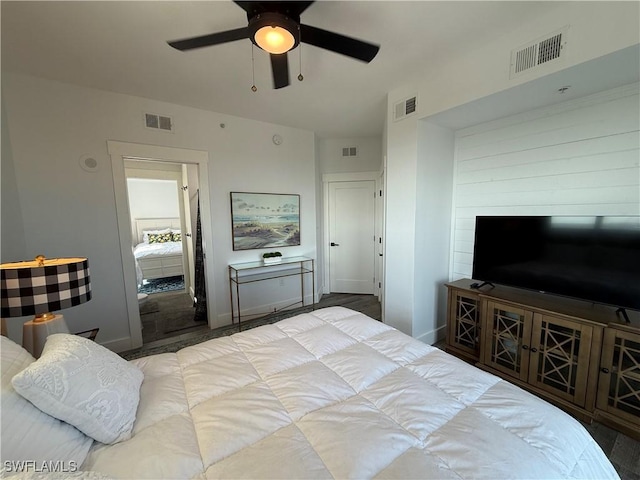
138 275 185 295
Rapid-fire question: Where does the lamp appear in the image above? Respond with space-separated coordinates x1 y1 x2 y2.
249 12 299 54
1 256 91 357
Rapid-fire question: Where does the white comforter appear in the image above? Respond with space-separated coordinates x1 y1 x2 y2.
82 307 617 479
133 242 182 259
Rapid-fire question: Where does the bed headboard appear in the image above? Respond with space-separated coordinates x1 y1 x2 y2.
134 218 181 244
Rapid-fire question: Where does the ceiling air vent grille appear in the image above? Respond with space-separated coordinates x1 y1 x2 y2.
342 146 358 157
393 95 418 121
144 113 174 132
510 27 567 78
538 33 563 65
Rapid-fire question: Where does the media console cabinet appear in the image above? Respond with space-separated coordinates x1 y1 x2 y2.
445 278 640 440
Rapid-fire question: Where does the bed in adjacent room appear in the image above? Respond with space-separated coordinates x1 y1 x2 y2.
132 217 184 284
1 307 618 479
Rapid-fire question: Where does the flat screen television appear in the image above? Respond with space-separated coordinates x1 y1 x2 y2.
472 216 640 311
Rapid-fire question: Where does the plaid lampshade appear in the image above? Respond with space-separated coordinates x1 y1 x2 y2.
1 257 91 318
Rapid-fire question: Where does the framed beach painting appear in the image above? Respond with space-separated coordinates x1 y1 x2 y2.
230 192 300 250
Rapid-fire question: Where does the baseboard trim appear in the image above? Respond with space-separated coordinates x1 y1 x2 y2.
101 336 136 353
415 325 447 345
218 294 316 325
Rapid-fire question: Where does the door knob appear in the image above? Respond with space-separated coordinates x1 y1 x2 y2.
330 242 340 246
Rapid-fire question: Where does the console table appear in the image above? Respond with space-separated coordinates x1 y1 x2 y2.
228 256 315 331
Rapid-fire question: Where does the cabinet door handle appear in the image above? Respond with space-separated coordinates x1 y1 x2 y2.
522 345 529 350
330 242 340 247
601 368 610 374
530 347 538 353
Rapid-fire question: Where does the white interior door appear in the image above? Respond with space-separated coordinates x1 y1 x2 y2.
329 180 375 294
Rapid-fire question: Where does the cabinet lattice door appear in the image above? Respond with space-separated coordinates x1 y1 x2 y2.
483 301 533 380
598 328 640 426
447 290 481 360
527 314 592 407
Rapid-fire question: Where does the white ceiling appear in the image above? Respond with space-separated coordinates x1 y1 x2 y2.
0 1 631 138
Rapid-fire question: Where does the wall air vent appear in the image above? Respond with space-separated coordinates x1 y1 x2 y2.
342 146 358 157
510 27 568 78
144 113 174 132
393 95 417 122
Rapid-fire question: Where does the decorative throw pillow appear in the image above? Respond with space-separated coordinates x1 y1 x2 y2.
12 334 144 445
142 228 170 243
1 336 92 467
147 232 172 244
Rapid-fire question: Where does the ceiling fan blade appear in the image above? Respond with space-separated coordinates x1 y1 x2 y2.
270 53 290 89
234 1 314 18
285 1 315 16
233 1 262 14
168 27 249 51
300 24 379 63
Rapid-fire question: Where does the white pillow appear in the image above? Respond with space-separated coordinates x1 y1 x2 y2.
1 336 92 468
12 334 144 445
142 228 170 243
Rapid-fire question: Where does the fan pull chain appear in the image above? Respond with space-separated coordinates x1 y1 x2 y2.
251 44 257 92
298 40 304 82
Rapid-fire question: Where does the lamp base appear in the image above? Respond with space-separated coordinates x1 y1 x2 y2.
22 314 70 358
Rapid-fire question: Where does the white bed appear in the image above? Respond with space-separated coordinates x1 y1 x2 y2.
1 307 618 479
133 218 184 282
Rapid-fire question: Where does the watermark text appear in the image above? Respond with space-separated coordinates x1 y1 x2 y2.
3 460 78 473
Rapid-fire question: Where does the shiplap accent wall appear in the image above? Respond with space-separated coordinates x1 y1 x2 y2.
451 83 640 280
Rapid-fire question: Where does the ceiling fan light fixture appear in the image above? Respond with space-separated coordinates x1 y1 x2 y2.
254 25 295 54
249 12 299 54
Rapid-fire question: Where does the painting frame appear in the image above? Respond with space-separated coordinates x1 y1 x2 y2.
230 192 301 251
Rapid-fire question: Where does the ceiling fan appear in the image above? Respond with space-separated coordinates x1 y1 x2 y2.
167 1 380 89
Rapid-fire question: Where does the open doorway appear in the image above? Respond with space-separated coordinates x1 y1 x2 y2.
108 141 216 352
124 159 207 344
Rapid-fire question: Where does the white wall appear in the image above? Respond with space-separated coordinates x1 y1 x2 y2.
127 178 180 227
0 100 25 263
451 83 640 280
384 1 639 339
413 121 454 342
389 2 640 125
384 120 418 335
2 73 316 349
317 137 382 174
314 136 325 301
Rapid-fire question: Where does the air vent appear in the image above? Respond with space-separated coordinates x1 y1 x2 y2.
393 95 418 121
144 113 174 132
510 27 568 78
342 146 358 157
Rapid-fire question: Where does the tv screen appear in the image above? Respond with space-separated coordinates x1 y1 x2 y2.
472 216 640 310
